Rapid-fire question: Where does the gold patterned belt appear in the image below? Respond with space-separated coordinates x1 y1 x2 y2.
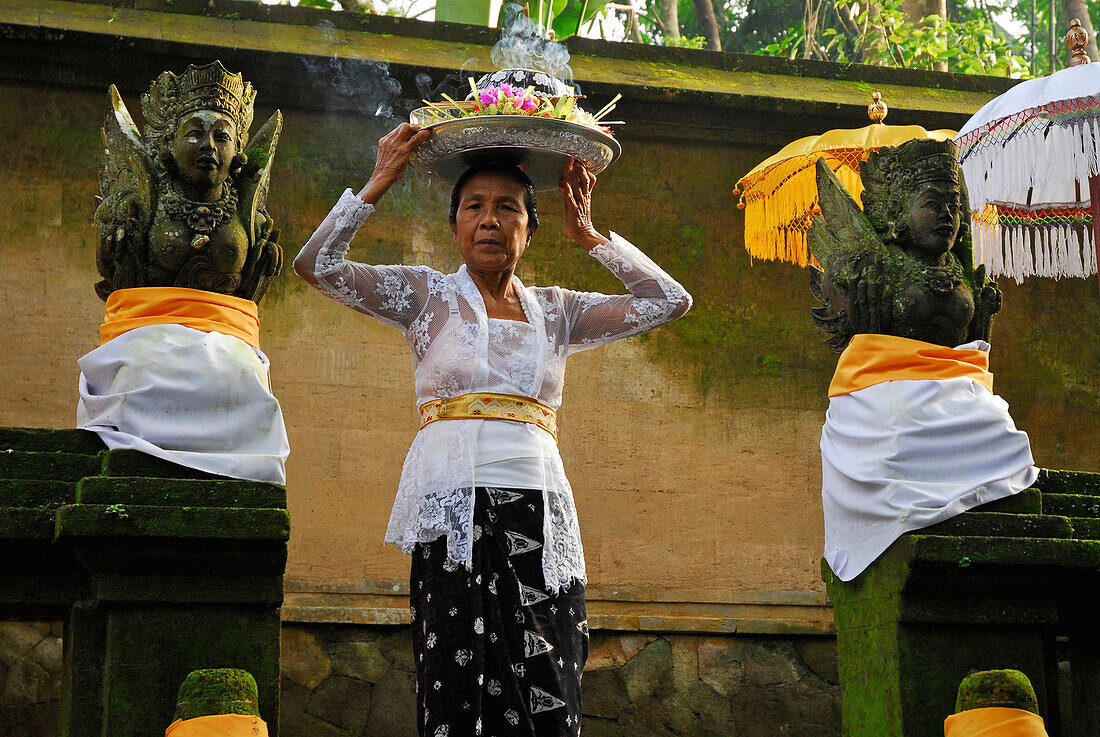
418 392 558 440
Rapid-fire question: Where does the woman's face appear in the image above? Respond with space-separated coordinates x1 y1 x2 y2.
451 171 534 274
906 179 961 258
172 110 237 192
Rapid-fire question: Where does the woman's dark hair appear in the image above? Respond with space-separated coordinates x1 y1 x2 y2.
448 163 539 229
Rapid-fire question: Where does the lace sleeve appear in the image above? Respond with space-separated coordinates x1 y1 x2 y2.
293 189 437 330
561 231 692 354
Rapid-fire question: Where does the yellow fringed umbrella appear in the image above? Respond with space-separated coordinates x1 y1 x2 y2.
733 93 956 267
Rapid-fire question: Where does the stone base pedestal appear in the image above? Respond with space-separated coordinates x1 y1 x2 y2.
825 470 1100 737
0 428 289 737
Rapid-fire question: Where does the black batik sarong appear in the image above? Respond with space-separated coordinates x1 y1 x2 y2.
411 487 589 737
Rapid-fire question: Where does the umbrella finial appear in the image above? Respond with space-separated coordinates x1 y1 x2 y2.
1067 19 1091 67
868 92 888 124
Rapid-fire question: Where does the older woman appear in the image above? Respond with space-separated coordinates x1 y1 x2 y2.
294 123 691 737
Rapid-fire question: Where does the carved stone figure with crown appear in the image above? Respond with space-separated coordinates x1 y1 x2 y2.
808 138 1002 351
94 61 282 302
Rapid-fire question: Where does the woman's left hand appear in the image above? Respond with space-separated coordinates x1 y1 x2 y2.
559 159 609 251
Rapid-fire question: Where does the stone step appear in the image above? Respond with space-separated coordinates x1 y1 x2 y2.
0 427 105 455
1032 469 1100 496
0 507 59 539
99 450 233 480
907 534 1100 570
0 451 102 482
0 479 76 508
77 477 286 509
970 489 1042 515
55 504 290 541
931 511 1100 541
1043 494 1100 519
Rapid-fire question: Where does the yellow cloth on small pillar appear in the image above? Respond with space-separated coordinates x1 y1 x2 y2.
944 707 1048 737
164 713 268 737
101 287 261 349
828 333 993 397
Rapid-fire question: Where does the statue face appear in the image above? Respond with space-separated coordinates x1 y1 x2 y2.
172 110 237 192
906 180 961 258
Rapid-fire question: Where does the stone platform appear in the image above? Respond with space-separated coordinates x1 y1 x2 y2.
0 427 289 737
825 468 1100 737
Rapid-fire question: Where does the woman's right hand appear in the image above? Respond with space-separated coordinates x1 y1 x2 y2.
358 123 431 205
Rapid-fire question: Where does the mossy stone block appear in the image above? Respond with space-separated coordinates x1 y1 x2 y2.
54 505 290 541
0 451 101 482
78 477 286 509
99 450 231 480
972 489 1042 515
1067 517 1100 540
174 668 261 720
955 669 1039 714
926 512 1073 540
907 535 1100 569
0 427 105 455
0 507 58 539
0 479 76 508
1042 493 1100 519
1034 469 1100 497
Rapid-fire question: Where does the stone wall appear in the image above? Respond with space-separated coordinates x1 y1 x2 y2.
279 624 839 737
0 622 62 737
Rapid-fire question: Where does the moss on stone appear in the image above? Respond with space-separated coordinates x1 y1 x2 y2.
174 668 261 720
972 489 1042 515
77 476 286 509
0 479 76 508
0 507 59 539
954 669 1039 714
1034 469 1100 496
1042 493 1100 518
54 505 291 541
99 450 233 480
0 451 101 482
925 511 1073 540
0 427 105 455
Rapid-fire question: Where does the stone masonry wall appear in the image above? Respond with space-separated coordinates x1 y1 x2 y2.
279 624 840 737
0 622 62 737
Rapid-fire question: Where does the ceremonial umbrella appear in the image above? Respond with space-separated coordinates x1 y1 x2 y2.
955 19 1099 285
733 93 955 267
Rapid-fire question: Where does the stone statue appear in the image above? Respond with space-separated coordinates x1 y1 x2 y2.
808 138 1002 352
94 61 282 302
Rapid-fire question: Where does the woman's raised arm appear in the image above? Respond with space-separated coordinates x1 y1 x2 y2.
554 160 692 353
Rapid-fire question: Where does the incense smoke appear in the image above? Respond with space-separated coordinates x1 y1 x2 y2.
491 4 576 91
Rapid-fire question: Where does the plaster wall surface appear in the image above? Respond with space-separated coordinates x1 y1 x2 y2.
0 0 1097 632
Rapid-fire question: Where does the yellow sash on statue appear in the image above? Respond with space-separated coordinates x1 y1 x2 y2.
164 713 268 737
829 333 993 398
944 707 1048 737
101 287 261 350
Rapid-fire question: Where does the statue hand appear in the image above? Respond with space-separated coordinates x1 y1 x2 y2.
558 159 607 251
359 123 431 205
848 266 890 336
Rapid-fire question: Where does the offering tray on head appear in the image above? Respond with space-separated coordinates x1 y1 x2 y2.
409 68 622 191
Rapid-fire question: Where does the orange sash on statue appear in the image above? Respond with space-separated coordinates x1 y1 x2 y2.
944 707 1048 737
101 287 261 350
829 333 993 398
164 713 268 737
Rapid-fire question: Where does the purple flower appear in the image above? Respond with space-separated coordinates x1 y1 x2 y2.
478 86 497 106
498 82 516 97
517 95 537 111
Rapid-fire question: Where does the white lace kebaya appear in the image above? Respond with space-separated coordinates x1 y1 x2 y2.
295 189 692 593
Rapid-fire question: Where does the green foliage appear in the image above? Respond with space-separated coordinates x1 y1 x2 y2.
756 0 1029 77
431 0 610 37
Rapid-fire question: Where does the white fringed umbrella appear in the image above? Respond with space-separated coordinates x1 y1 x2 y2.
955 20 1099 285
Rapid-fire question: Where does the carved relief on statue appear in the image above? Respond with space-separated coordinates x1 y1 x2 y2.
94 61 283 302
808 138 1002 352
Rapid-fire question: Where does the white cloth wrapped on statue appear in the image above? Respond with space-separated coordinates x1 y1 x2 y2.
77 287 290 484
821 333 1038 581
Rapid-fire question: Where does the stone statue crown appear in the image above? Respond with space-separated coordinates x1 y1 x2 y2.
141 61 256 148
861 138 959 193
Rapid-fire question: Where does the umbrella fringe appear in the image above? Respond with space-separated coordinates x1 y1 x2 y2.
961 116 1099 280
